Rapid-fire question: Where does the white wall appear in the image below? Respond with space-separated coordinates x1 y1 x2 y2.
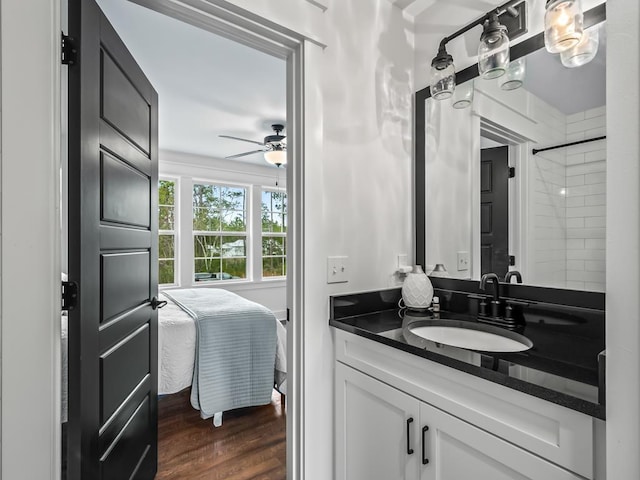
199 1 415 479
606 0 640 477
159 150 288 320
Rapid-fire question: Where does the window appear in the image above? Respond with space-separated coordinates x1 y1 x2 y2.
261 190 287 277
193 183 247 282
158 179 176 285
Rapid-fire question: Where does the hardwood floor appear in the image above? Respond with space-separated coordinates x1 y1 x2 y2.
157 389 286 480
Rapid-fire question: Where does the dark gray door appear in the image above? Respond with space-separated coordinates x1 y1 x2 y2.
67 0 159 478
480 146 509 278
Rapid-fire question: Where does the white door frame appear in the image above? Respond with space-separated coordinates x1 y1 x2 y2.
0 0 320 478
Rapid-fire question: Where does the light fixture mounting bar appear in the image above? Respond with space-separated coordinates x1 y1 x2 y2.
439 0 524 49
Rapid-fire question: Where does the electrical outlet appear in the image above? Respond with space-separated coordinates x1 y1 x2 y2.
327 256 349 283
457 251 470 271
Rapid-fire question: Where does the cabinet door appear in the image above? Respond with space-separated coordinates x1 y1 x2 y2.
336 363 420 480
419 402 584 480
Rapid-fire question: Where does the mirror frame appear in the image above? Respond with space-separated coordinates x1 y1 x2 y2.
415 3 607 285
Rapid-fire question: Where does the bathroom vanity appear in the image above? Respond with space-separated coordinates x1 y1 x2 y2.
330 285 605 480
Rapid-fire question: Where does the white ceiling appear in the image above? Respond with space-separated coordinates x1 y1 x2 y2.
96 0 286 166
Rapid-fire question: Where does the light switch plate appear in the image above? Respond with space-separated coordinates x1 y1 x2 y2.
327 256 349 283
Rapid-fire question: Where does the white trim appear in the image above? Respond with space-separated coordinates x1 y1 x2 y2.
1 0 62 478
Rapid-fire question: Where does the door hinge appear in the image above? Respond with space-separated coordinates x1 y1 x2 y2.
509 255 516 266
286 307 290 323
508 167 516 178
62 281 78 311
61 32 77 65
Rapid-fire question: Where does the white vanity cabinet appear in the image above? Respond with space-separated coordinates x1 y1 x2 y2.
334 330 604 480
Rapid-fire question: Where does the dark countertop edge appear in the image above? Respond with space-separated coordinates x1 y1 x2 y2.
330 318 606 420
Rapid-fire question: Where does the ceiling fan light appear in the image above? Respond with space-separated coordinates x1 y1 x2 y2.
264 149 286 166
544 0 584 53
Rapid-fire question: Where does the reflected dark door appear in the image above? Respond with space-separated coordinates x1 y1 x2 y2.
480 146 509 278
67 0 159 478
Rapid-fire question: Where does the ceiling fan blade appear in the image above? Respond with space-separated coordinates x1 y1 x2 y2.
225 149 265 159
219 135 264 146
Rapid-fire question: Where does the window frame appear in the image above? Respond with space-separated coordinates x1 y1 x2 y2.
261 187 288 279
158 176 179 286
191 179 251 284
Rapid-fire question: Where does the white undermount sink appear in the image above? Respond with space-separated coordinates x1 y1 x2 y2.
406 319 533 353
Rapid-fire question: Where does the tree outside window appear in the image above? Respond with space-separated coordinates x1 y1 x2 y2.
193 183 247 282
262 190 287 278
159 179 176 285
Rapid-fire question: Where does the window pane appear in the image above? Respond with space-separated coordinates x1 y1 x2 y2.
221 236 246 257
193 184 220 209
222 258 246 279
221 187 246 210
262 236 284 256
221 211 246 232
159 206 174 231
194 235 221 258
159 234 175 259
159 180 175 206
194 258 221 281
159 259 174 285
271 213 284 232
193 207 221 231
263 257 285 277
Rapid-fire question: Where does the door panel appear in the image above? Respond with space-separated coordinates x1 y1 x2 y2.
100 325 151 424
67 0 158 478
101 152 151 227
480 146 509 278
101 49 151 155
101 252 150 321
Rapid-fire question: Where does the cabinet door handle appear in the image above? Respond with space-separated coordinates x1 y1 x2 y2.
406 417 414 455
422 425 430 465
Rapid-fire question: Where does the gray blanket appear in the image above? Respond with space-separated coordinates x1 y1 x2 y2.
163 288 277 418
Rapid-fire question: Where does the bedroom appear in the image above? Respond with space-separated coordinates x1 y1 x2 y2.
60 0 290 477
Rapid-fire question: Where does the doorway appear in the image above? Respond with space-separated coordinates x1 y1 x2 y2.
61 1 305 478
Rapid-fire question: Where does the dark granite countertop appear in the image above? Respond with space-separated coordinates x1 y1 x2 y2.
330 290 606 420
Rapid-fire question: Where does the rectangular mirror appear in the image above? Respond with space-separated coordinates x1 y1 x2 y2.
416 5 606 292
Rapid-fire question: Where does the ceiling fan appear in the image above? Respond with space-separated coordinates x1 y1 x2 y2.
219 124 287 167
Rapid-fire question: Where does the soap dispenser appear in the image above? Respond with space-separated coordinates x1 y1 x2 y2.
400 265 434 310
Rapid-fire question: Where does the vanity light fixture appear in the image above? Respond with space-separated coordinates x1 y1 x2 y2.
544 0 584 53
478 13 511 79
560 25 599 68
430 44 456 100
452 80 474 109
499 57 526 90
428 0 525 101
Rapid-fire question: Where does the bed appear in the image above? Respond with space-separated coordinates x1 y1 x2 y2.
61 288 286 426
159 288 287 426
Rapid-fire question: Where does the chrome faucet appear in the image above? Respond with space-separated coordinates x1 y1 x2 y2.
479 273 502 318
504 270 522 284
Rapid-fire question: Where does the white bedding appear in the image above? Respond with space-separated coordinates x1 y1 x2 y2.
158 293 287 396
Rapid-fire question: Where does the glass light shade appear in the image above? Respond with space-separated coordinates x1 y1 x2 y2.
499 57 526 90
452 80 474 109
560 26 599 68
478 27 510 79
430 62 456 100
264 149 286 166
544 0 584 53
